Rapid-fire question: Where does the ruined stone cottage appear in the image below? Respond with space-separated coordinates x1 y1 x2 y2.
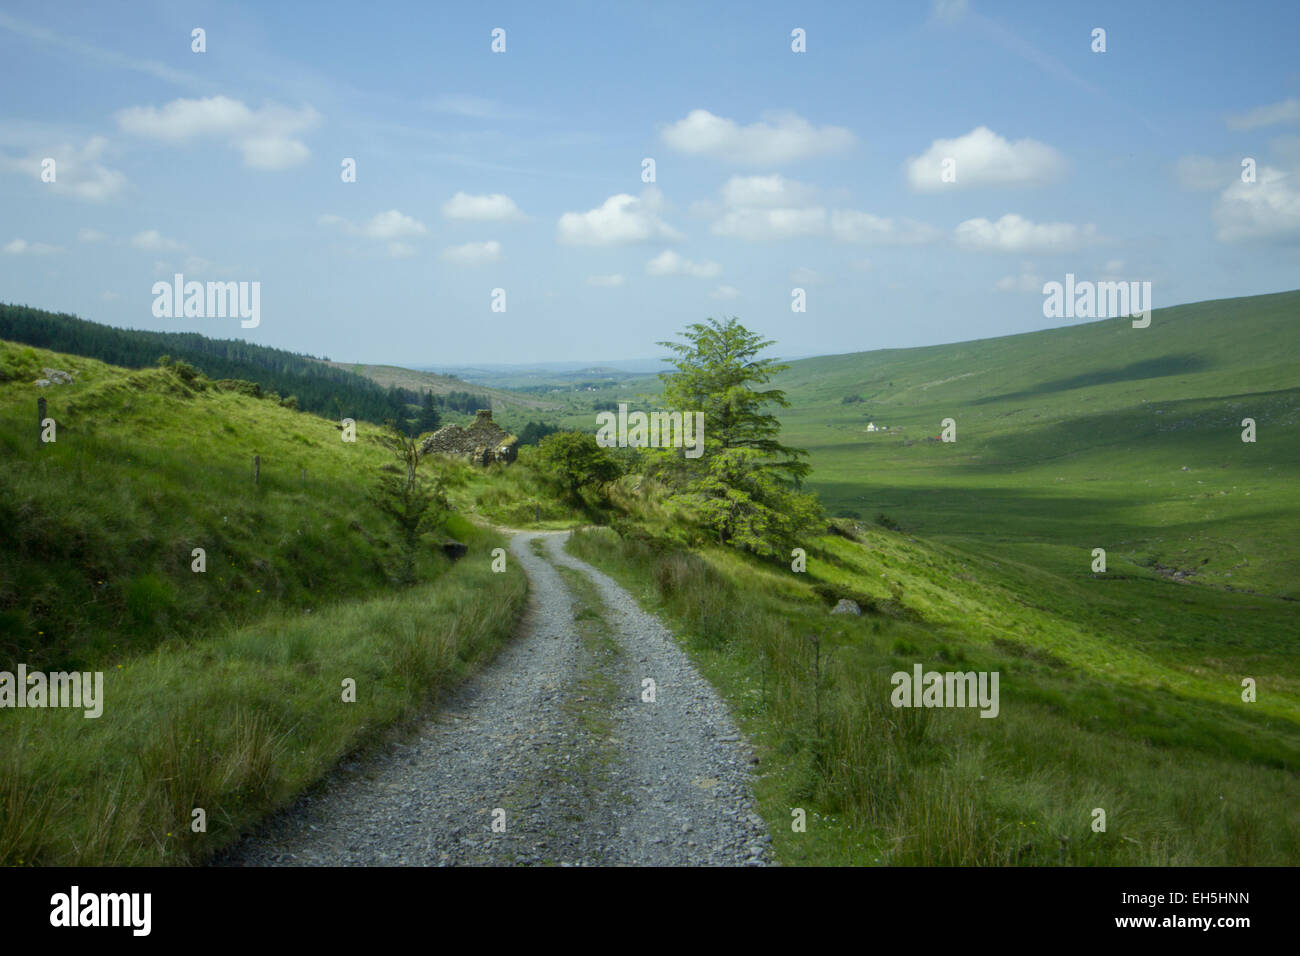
419 408 518 466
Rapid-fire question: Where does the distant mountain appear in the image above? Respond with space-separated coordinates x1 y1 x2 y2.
318 361 562 412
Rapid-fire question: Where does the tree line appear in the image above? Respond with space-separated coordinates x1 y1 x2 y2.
0 304 499 429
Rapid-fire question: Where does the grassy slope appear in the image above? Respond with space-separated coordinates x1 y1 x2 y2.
777 289 1300 599
0 340 528 864
567 523 1299 866
556 289 1299 865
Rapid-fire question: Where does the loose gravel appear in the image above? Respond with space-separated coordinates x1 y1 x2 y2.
218 530 770 866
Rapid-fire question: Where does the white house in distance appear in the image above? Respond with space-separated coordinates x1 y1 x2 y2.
866 422 889 432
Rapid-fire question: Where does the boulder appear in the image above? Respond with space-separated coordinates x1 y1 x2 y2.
830 599 861 616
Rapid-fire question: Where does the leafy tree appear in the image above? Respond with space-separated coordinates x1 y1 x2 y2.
653 317 822 555
657 316 809 483
370 422 449 586
536 431 621 506
669 448 822 555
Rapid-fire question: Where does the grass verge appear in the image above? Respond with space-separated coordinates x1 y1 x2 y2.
0 532 526 866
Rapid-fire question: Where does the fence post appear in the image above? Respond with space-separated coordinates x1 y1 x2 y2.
37 397 46 449
254 455 260 484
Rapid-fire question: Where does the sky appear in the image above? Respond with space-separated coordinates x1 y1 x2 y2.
1 0 1298 365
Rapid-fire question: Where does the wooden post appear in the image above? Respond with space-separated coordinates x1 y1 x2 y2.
254 455 260 484
301 468 306 484
37 397 46 448
535 502 540 523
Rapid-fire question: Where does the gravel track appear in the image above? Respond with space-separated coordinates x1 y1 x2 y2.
219 530 770 866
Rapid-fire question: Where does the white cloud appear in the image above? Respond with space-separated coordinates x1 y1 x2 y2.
586 274 625 287
954 214 1095 252
646 249 721 278
719 174 817 208
993 271 1044 293
557 189 682 245
0 136 126 202
850 258 873 271
930 0 969 24
661 109 854 165
2 238 60 255
320 211 428 255
130 229 185 252
712 206 826 240
1272 135 1300 168
100 290 120 301
359 210 428 240
707 174 827 240
0 11 206 90
116 96 320 170
905 126 1063 191
710 285 741 300
1213 167 1300 243
78 227 106 242
1226 98 1300 131
707 182 940 243
442 191 526 221
1174 155 1241 191
442 240 502 265
790 267 824 284
830 210 942 244
426 94 517 120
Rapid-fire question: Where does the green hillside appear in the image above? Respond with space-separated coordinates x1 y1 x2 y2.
776 289 1300 600
0 303 421 425
0 339 527 864
545 291 1299 864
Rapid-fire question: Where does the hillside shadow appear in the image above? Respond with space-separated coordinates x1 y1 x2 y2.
971 354 1212 406
964 386 1300 470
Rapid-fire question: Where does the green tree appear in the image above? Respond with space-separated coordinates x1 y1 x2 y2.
536 431 621 506
669 448 822 555
657 316 809 483
370 422 449 586
415 390 442 434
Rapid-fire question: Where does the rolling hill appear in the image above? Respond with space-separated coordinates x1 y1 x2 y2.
775 289 1300 600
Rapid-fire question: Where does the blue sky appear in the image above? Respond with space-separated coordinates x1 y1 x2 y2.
2 0 1298 364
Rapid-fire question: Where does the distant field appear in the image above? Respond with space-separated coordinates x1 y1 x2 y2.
776 289 1300 602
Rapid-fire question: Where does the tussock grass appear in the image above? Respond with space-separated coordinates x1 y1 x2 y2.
0 550 526 865
0 340 529 865
567 526 1299 865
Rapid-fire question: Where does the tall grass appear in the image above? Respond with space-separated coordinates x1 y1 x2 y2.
0 545 526 865
0 341 530 865
567 527 1300 865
